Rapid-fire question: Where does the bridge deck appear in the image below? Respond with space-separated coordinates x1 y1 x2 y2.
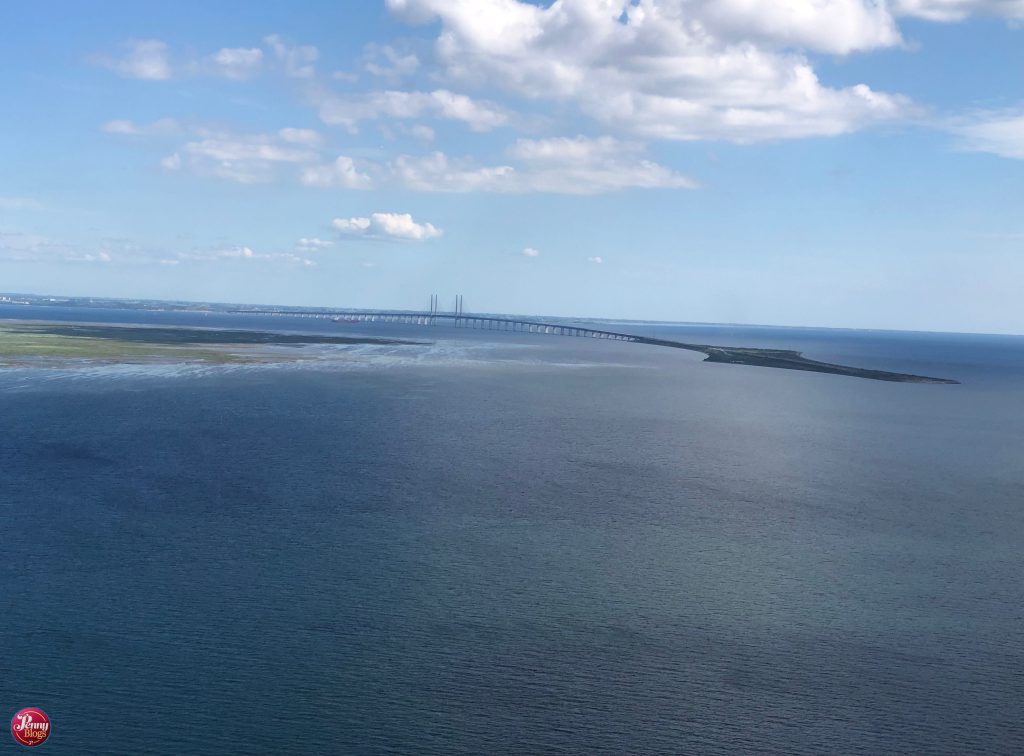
229 310 641 341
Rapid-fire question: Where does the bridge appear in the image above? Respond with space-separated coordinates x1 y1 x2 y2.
229 308 643 342
226 301 958 384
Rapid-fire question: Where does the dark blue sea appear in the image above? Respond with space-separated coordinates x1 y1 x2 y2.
2 305 1023 754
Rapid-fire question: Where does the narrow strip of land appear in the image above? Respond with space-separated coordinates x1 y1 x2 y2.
638 337 958 384
0 320 959 383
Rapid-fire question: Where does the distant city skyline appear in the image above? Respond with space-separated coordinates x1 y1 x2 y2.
2 1 1023 334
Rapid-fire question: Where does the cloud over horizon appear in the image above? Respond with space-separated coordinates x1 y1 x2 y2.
333 212 443 240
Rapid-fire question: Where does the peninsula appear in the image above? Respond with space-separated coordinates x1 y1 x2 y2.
0 319 958 383
639 337 959 384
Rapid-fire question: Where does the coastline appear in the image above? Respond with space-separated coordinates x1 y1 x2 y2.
0 319 960 383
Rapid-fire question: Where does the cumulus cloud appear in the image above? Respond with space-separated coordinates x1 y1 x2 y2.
522 247 540 257
692 0 902 54
382 139 693 193
386 152 516 192
587 256 604 264
264 34 319 78
137 124 329 183
96 39 172 80
301 155 373 188
295 237 334 250
386 0 913 142
178 132 317 183
507 135 696 192
364 44 421 80
152 127 324 184
278 127 322 146
161 153 182 171
311 88 509 133
207 47 263 79
949 110 1024 160
333 217 373 233
298 138 690 194
332 212 443 240
893 0 1024 21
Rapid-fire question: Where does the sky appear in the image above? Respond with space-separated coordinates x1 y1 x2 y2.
1 0 1022 333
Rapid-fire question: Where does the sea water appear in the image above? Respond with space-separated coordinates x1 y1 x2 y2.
2 306 1023 754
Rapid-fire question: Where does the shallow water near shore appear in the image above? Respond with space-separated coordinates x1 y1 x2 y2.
2 306 1023 754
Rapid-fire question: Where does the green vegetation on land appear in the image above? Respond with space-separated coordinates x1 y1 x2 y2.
0 321 419 367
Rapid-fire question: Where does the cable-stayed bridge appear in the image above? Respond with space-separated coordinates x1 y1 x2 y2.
227 297 958 384
230 298 643 342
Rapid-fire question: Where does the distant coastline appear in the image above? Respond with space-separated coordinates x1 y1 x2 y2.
0 321 421 368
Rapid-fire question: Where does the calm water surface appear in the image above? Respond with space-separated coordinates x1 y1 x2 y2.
2 306 1023 754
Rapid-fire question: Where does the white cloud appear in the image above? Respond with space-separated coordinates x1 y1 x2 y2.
97 39 172 80
364 44 421 80
164 128 321 184
387 151 517 192
587 256 604 264
264 34 319 78
208 47 263 80
183 135 315 163
299 139 689 194
949 110 1024 159
522 247 540 257
0 232 115 263
137 125 327 181
296 237 334 250
386 0 913 142
180 245 316 266
218 245 255 259
408 124 436 143
278 127 322 146
332 212 443 240
692 0 902 54
384 140 693 194
893 0 1024 21
311 88 508 133
66 251 113 264
0 231 316 267
301 155 373 188
161 153 182 171
507 135 696 192
96 36 320 82
137 124 685 194
333 217 373 233
102 118 182 136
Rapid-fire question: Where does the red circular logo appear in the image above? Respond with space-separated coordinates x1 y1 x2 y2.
11 709 51 747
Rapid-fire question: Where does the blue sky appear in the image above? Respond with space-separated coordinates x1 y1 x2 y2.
1 0 1022 333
